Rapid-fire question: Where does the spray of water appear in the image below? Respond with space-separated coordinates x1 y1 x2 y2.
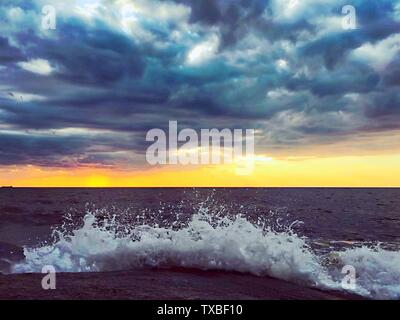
11 198 400 299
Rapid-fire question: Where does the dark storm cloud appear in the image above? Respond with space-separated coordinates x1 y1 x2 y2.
0 129 151 167
181 0 222 25
14 18 145 86
287 62 381 97
174 0 314 47
382 54 400 87
0 133 89 167
301 20 400 69
354 0 395 24
364 90 400 119
0 37 23 65
299 0 400 69
0 0 399 167
0 96 171 133
179 0 268 47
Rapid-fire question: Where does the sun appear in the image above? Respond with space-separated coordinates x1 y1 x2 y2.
85 175 110 187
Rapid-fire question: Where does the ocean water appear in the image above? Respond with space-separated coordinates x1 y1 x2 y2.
0 188 400 299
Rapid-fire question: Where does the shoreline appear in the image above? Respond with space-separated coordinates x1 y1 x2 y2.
0 268 364 300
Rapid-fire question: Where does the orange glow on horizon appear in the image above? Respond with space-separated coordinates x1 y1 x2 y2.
1 153 400 187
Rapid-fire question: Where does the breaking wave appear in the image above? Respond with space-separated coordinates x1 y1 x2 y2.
11 205 400 299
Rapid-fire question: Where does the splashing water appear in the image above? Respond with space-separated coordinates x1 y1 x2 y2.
11 204 400 299
337 246 400 299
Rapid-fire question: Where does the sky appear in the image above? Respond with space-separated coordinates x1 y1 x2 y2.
0 0 400 187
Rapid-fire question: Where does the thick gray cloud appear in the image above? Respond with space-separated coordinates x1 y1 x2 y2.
0 37 23 64
383 53 400 87
0 0 399 167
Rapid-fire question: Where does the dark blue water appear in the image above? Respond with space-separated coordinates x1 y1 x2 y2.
1 188 399 245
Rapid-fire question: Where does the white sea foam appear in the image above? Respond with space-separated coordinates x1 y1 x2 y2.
338 246 400 299
11 207 400 299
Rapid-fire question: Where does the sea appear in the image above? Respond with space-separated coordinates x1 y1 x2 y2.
0 187 399 299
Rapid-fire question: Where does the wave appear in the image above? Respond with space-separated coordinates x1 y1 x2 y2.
337 246 400 299
11 205 400 299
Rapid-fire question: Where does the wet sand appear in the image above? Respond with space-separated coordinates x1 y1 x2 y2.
0 268 364 300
